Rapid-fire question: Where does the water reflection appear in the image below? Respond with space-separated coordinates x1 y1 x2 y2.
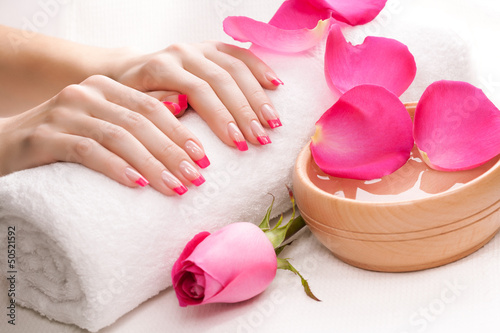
308 146 498 202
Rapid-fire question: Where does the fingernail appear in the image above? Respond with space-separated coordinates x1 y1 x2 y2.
265 72 284 86
261 104 282 129
179 160 205 186
185 140 210 169
250 120 272 145
163 101 181 115
227 122 248 151
125 167 149 187
161 170 188 195
178 94 188 110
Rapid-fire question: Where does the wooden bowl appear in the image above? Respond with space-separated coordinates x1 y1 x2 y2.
293 105 500 272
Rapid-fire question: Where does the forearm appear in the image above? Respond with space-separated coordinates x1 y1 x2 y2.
0 24 129 116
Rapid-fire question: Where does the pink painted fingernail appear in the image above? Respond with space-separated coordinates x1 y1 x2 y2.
265 72 284 86
184 140 210 169
179 160 205 186
125 167 149 187
161 170 188 195
178 94 188 110
261 104 282 129
163 101 181 115
250 120 272 145
227 122 248 151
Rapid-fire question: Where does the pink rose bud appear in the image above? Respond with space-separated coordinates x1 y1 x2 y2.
171 222 278 307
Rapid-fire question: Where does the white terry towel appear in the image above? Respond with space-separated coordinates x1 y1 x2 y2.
0 4 476 332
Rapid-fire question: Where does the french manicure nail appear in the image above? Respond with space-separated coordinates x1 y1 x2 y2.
261 104 282 129
178 94 188 110
179 160 205 186
227 122 248 151
185 140 210 168
161 170 188 195
265 72 284 86
125 167 149 187
250 120 272 145
163 101 181 115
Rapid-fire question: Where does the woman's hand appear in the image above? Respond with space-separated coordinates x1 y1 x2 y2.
0 75 208 196
111 41 284 151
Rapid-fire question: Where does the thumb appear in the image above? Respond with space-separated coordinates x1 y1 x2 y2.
146 91 189 117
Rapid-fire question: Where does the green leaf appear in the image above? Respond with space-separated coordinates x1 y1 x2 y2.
263 189 307 250
283 215 306 242
274 241 293 256
277 258 321 302
265 227 288 249
258 195 275 231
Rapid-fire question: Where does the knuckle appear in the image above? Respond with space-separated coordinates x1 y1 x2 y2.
225 58 248 74
82 74 111 86
167 121 187 139
140 95 163 116
234 104 254 117
56 84 89 103
248 89 268 102
72 137 96 161
186 79 212 94
205 68 233 85
166 43 190 54
105 124 128 141
142 154 163 170
156 140 179 159
123 111 146 129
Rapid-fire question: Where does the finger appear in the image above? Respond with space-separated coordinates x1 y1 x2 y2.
52 132 155 188
182 55 272 146
215 42 284 88
204 47 282 129
145 64 249 150
81 75 210 169
146 91 189 117
58 113 195 195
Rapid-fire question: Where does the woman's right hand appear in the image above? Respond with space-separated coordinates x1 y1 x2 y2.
0 75 208 196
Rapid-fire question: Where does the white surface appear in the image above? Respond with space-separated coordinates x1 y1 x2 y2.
1 0 500 332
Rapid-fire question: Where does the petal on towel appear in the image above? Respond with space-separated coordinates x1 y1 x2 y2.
324 24 416 97
310 85 414 180
308 0 388 25
223 15 330 53
414 80 500 171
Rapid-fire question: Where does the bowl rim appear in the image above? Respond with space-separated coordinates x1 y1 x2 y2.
295 142 500 206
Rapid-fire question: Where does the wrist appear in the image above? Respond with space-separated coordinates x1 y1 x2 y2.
95 46 141 81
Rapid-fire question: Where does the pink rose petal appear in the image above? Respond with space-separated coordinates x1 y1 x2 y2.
308 0 388 25
223 15 330 53
172 222 277 307
310 84 414 180
414 80 500 171
324 24 416 97
269 0 331 30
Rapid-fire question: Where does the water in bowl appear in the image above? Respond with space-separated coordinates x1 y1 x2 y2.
308 146 499 202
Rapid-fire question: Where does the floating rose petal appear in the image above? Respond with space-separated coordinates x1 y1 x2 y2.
223 15 330 53
414 80 500 171
310 85 414 180
324 24 416 97
308 0 388 26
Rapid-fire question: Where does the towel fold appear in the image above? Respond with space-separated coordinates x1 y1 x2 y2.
0 3 476 331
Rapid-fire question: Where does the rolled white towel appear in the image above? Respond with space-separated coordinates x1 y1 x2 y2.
0 5 476 332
